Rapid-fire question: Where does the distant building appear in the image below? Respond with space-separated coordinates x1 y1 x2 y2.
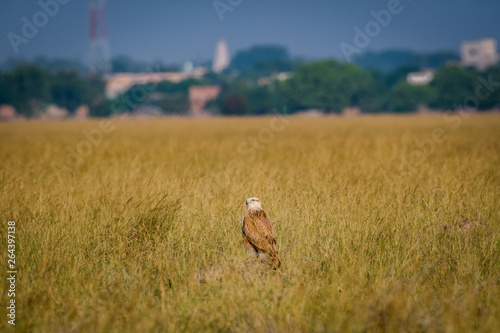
43 104 69 119
131 106 162 118
342 106 361 117
0 105 17 120
189 86 221 116
257 77 272 86
407 70 434 85
183 61 194 73
295 109 325 117
257 72 291 86
276 72 291 81
461 38 499 70
212 38 230 73
74 105 90 119
105 68 207 98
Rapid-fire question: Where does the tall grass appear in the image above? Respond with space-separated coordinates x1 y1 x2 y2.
0 114 499 332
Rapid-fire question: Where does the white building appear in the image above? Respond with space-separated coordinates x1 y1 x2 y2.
461 38 499 70
212 38 230 73
407 70 434 85
105 68 207 98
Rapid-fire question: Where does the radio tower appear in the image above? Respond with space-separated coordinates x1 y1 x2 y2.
89 0 112 75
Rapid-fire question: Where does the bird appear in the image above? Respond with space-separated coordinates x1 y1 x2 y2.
241 197 281 268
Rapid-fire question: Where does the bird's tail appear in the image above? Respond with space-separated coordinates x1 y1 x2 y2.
272 256 281 269
269 243 281 269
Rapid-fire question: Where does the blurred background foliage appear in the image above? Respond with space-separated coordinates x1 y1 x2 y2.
1 46 499 117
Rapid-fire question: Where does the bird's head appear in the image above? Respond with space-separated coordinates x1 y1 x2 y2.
246 197 262 209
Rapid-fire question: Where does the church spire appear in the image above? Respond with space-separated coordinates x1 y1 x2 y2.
212 38 230 73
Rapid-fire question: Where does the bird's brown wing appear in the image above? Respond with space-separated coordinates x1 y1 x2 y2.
243 209 281 267
243 210 270 252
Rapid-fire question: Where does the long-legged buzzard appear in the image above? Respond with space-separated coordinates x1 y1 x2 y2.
242 197 281 268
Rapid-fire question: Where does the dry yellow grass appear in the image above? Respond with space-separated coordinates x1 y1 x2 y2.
0 114 499 332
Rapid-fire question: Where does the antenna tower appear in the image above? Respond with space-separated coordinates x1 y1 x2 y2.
89 0 111 75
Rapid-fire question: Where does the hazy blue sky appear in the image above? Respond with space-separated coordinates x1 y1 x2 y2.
1 0 500 65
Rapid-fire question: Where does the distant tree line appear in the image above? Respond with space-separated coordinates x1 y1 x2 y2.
352 50 460 72
0 64 105 116
1 46 499 117
212 59 500 115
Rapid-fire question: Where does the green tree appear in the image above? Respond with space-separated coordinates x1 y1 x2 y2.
477 66 500 110
430 66 476 110
211 79 285 115
385 65 420 88
8 64 51 116
0 72 13 105
50 70 90 113
85 75 106 106
157 93 189 114
221 94 248 115
282 60 378 113
156 78 205 94
244 86 276 115
388 81 436 112
90 99 114 117
354 50 420 72
353 50 459 72
231 45 290 71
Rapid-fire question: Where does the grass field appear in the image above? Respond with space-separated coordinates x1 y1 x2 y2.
1 114 499 332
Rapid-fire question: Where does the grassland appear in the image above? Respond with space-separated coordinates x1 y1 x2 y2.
0 114 499 332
